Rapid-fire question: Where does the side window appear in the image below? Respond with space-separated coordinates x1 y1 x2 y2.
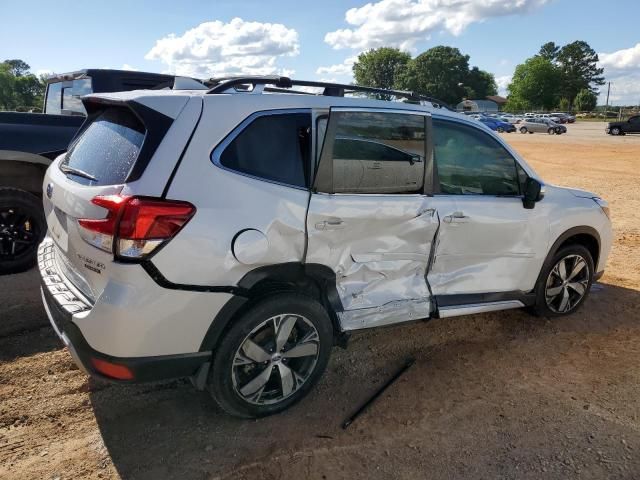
45 82 62 115
218 112 311 188
322 111 425 194
433 119 520 196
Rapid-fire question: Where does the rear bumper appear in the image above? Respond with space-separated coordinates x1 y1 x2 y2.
38 239 212 383
41 284 210 382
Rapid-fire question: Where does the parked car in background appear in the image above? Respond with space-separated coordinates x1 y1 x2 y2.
606 115 640 135
0 69 177 274
39 76 611 418
538 113 564 124
519 118 566 135
552 112 575 123
479 117 516 133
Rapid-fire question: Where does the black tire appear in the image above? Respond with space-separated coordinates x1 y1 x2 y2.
547 128 555 135
532 244 594 317
529 131 534 134
0 188 46 275
497 127 504 133
611 127 621 136
520 127 527 134
208 293 333 418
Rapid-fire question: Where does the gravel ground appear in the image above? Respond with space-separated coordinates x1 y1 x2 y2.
1 122 639 479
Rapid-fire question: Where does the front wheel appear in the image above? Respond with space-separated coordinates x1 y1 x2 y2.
208 294 333 418
520 127 528 134
610 127 621 135
532 245 594 317
497 127 504 133
0 188 46 275
547 128 555 135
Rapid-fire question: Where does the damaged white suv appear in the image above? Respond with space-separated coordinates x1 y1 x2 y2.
39 77 612 418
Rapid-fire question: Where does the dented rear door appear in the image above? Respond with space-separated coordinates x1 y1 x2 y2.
306 108 438 330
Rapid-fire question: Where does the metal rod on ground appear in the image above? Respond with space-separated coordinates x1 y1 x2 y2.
342 358 415 430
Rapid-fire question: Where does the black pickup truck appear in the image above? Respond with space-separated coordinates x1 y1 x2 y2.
0 69 176 273
606 115 640 135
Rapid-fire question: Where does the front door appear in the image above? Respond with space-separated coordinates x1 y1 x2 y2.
306 108 438 330
427 117 549 308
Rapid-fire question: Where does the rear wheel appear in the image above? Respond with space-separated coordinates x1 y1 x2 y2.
497 127 504 133
520 127 527 134
547 128 555 135
0 188 46 275
532 245 594 317
208 294 333 418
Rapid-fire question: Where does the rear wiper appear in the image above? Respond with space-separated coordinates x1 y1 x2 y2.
60 164 98 182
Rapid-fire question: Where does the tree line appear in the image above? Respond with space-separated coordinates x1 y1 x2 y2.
0 59 46 111
353 46 497 105
351 40 605 111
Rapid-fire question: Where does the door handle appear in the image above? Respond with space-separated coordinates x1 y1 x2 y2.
315 218 345 230
443 212 469 224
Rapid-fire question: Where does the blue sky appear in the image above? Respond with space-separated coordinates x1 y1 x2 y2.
2 0 639 104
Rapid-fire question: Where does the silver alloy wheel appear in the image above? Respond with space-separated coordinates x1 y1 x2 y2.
611 127 621 135
231 313 320 405
545 254 590 313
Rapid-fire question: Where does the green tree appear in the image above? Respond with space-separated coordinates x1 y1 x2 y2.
573 88 597 111
557 97 570 111
352 47 411 97
556 41 605 104
4 59 31 77
506 56 560 111
0 59 45 110
398 46 469 105
465 66 497 99
538 42 559 61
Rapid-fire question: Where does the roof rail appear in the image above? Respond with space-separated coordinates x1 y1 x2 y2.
205 76 451 109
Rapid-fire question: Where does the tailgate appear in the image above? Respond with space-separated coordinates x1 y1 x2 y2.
42 104 155 301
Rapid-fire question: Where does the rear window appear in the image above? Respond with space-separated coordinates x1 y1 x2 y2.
61 107 145 186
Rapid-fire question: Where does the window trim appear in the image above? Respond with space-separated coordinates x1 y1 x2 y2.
431 115 526 198
211 108 312 191
314 106 431 195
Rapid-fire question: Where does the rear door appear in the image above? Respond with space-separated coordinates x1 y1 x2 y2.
306 108 438 330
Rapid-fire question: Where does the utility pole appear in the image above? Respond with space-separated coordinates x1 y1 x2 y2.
604 81 610 120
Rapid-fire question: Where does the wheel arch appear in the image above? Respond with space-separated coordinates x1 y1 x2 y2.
0 156 53 196
536 226 601 287
199 263 343 352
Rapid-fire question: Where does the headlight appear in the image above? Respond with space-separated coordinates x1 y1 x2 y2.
592 197 610 219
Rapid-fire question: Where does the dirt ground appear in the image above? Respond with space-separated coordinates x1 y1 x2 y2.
1 122 639 480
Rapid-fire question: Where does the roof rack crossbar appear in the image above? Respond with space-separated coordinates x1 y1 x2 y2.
205 76 450 109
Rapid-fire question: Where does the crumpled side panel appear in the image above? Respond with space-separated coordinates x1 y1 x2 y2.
306 194 439 328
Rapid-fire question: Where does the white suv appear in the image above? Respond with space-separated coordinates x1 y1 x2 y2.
39 76 612 418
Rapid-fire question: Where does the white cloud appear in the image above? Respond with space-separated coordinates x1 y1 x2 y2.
599 43 640 72
36 68 54 78
121 64 138 71
316 56 357 78
495 74 512 96
145 17 300 78
325 0 549 50
598 43 640 104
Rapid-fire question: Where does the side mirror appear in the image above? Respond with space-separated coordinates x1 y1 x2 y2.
523 177 543 209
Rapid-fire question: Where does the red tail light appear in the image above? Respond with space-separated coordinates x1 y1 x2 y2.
77 195 195 260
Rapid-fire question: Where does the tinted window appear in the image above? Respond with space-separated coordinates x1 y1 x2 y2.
219 113 310 188
433 119 519 196
61 107 145 186
62 78 92 115
326 111 425 194
45 82 62 115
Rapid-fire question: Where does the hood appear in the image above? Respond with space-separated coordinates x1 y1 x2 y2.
560 186 598 198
